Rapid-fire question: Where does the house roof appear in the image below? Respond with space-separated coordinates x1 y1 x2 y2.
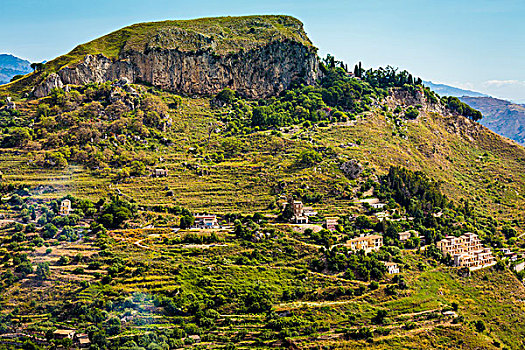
349 234 382 243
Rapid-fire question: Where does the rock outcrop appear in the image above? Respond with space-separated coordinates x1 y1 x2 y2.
340 160 363 180
33 16 319 98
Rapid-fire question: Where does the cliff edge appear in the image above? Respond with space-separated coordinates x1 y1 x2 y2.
29 15 320 98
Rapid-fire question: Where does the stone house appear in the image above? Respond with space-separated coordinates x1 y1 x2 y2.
325 217 339 231
53 329 75 340
282 196 309 224
437 233 495 270
153 168 169 177
398 230 418 241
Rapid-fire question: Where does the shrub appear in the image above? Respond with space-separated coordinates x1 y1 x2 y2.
296 150 322 167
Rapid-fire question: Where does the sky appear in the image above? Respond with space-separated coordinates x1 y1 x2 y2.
1 0 524 102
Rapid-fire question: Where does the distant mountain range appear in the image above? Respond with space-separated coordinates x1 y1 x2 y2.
459 96 525 146
0 54 32 84
424 81 525 146
423 81 488 98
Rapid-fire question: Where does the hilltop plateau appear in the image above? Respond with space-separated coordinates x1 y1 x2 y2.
3 15 318 99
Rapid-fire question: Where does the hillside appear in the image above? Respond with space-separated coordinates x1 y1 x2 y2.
0 54 32 84
0 15 524 350
460 96 525 146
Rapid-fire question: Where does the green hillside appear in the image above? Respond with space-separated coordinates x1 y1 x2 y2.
0 15 524 350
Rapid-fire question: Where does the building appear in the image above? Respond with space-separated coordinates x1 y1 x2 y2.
59 199 72 216
514 261 525 273
347 234 383 253
194 215 219 228
303 207 318 217
398 230 418 241
53 329 75 340
153 168 169 177
437 233 495 270
370 203 386 209
383 262 399 274
76 333 91 348
325 217 339 231
283 196 309 224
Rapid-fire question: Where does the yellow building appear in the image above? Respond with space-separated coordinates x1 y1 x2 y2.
347 234 383 253
437 233 495 270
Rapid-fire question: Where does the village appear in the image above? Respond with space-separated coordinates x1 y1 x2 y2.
0 184 523 349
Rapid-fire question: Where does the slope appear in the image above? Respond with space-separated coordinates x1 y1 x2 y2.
0 15 524 350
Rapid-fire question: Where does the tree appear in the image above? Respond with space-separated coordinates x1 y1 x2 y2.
36 262 50 280
502 226 517 239
105 317 121 336
42 223 58 239
30 63 44 72
216 88 236 105
180 215 195 229
372 309 387 324
15 261 33 276
404 106 419 119
474 320 486 333
296 150 322 168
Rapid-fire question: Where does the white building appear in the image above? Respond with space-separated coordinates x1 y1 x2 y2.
383 262 399 274
194 215 219 229
59 199 72 216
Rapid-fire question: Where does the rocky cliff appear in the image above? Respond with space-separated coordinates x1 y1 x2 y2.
33 15 319 98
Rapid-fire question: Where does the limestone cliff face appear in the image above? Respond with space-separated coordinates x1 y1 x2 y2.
34 40 319 98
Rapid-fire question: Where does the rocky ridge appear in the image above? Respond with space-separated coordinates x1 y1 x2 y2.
32 15 320 99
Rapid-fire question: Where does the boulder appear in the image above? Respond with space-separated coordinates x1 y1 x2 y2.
340 160 363 179
33 73 64 97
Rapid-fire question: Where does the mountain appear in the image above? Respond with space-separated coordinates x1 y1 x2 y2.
1 15 525 350
423 81 525 146
423 80 488 98
0 54 32 84
460 96 525 146
6 15 318 99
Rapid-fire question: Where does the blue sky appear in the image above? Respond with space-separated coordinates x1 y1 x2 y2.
1 0 524 102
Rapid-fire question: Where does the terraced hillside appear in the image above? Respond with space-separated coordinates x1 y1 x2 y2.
0 15 524 350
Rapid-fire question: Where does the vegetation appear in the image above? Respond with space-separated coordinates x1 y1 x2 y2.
0 16 522 349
